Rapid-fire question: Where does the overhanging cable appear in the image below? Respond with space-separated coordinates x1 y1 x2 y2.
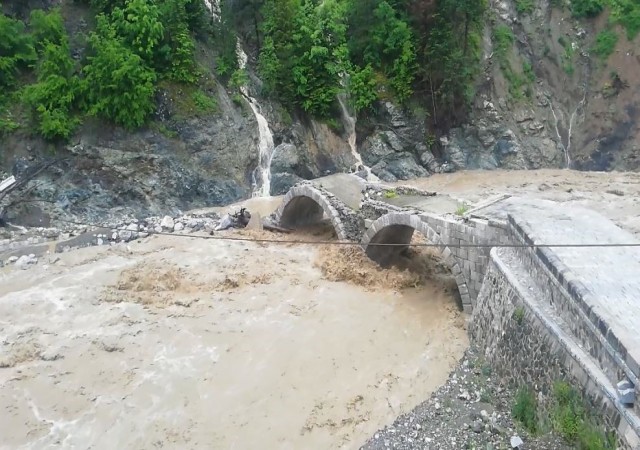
50 218 640 249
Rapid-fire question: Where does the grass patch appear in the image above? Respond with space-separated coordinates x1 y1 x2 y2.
493 25 514 63
455 203 469 216
192 90 218 114
513 386 539 434
158 81 219 120
592 29 618 60
492 26 534 101
516 0 535 14
150 121 178 138
513 306 526 324
551 382 616 449
383 189 398 199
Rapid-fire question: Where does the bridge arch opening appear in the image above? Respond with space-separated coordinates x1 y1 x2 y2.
361 214 471 312
275 185 347 241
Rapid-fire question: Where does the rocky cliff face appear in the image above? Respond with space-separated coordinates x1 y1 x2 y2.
442 0 640 172
2 0 639 227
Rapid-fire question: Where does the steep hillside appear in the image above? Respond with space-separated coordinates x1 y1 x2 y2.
446 0 640 171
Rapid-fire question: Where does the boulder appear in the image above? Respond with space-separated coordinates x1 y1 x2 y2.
15 254 37 269
270 143 299 173
160 215 175 230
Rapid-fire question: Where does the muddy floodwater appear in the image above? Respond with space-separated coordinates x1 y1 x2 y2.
0 231 467 449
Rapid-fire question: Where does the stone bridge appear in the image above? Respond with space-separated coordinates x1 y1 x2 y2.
274 174 640 449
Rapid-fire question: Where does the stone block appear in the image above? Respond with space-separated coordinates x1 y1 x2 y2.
617 380 635 405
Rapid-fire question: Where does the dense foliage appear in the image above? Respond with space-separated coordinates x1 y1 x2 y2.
1 0 490 139
0 0 206 139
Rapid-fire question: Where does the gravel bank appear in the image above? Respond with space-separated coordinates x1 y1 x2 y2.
362 347 575 450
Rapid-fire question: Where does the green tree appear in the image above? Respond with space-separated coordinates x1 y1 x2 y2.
29 8 66 49
419 0 486 125
157 0 199 82
349 64 377 112
347 0 417 101
24 38 81 140
82 17 156 129
259 0 299 103
0 13 36 89
110 0 165 63
291 0 349 116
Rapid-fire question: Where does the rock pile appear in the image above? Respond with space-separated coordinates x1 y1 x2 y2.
0 211 222 267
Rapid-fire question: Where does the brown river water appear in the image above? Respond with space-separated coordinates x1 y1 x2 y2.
0 226 467 449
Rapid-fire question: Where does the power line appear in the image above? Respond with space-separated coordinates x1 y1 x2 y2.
53 218 640 249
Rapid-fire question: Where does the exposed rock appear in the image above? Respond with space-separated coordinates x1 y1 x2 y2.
361 134 396 166
160 216 175 230
174 222 185 232
270 143 299 173
381 131 405 152
270 172 304 196
15 254 37 269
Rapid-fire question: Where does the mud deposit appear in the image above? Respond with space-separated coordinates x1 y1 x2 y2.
0 232 467 449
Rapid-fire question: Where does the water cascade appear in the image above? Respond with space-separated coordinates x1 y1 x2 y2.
236 44 277 197
337 80 378 181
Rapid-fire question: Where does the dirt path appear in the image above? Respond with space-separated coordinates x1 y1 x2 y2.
0 232 466 450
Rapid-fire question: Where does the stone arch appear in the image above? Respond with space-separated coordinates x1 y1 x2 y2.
360 212 472 312
274 184 348 240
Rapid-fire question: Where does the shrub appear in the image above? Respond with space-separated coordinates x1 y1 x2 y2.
570 0 604 18
516 0 535 14
551 381 616 449
609 0 640 39
512 386 539 434
592 29 618 60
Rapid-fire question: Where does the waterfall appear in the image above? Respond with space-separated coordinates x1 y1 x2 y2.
337 79 378 181
236 42 276 197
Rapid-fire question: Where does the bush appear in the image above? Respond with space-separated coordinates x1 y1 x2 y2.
609 0 640 39
592 29 618 59
512 386 539 434
516 0 535 14
570 0 604 18
82 18 156 129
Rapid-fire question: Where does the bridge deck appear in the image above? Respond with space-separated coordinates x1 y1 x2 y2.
496 198 640 379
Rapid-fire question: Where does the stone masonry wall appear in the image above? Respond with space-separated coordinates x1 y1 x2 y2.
470 249 640 449
419 213 511 303
508 218 635 395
